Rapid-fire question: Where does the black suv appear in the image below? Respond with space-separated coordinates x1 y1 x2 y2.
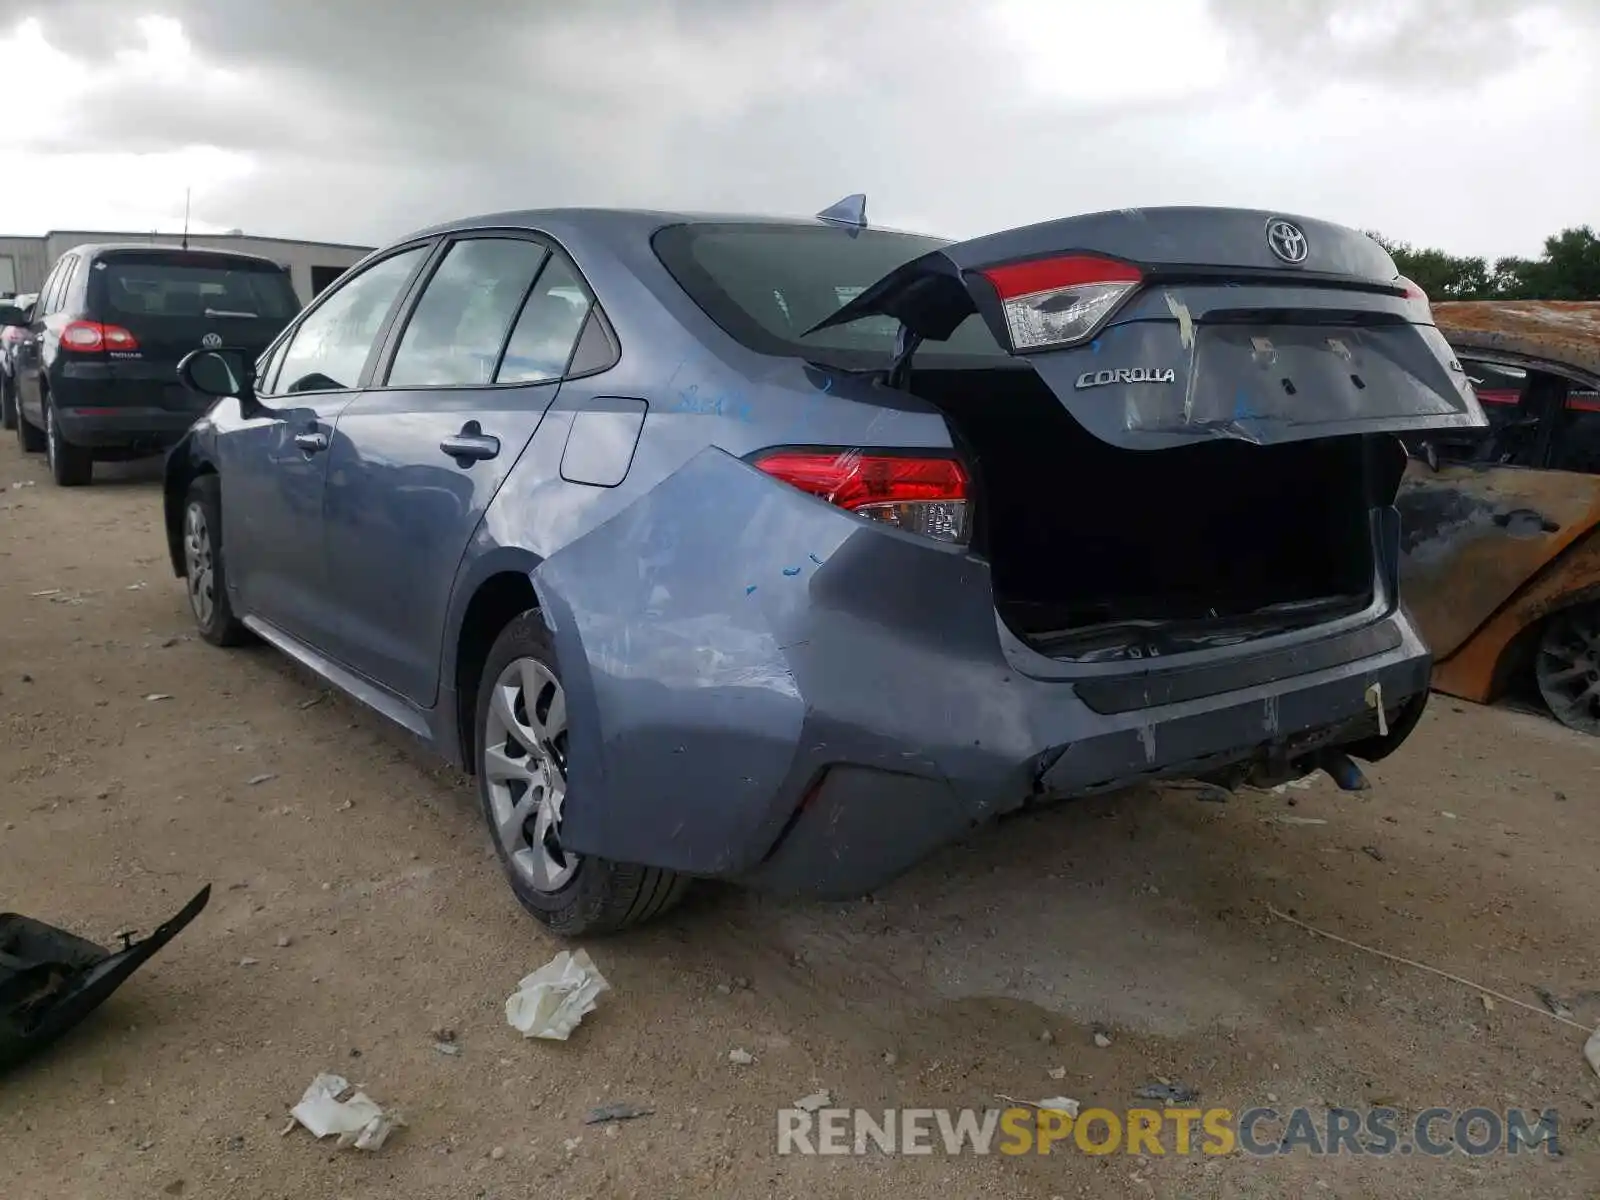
1 244 301 485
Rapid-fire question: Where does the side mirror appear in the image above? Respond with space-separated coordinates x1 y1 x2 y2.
178 348 252 400
0 305 29 328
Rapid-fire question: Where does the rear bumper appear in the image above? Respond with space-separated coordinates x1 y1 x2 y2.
529 446 1436 901
53 405 198 450
49 367 206 450
738 619 1429 899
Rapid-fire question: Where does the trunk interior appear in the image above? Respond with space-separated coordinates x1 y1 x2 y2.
909 366 1384 661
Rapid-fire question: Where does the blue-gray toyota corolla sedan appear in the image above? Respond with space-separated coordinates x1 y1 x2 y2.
154 200 1487 935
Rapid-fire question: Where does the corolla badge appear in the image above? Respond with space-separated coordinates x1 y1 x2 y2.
201 332 223 349
1075 367 1177 389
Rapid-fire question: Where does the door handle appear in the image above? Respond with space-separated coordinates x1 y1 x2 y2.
440 421 500 464
293 430 329 453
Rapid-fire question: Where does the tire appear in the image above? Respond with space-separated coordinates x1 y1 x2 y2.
475 611 690 936
16 397 44 453
45 398 92 486
1534 602 1600 735
1 374 15 431
183 475 250 647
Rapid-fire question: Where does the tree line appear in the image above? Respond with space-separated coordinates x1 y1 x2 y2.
1366 226 1600 302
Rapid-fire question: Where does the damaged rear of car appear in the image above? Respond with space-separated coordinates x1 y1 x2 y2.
806 209 1483 662
535 207 1485 907
161 202 1486 936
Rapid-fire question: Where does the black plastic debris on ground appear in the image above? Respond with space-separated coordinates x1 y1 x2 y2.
0 885 211 1072
585 1102 654 1125
1135 1081 1200 1105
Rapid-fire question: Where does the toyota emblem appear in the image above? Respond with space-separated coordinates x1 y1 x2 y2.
201 332 223 349
1266 219 1309 265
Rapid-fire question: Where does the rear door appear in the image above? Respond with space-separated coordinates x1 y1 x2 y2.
814 207 1487 450
320 234 606 705
88 250 301 418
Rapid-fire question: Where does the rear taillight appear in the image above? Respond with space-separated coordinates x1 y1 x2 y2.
61 321 139 353
979 254 1143 352
753 449 971 544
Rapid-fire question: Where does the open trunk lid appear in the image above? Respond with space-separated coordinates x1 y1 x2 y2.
812 206 1487 449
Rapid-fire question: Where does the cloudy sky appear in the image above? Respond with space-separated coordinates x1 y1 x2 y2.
1 0 1595 258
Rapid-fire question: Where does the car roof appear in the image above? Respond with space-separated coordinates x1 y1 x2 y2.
1434 300 1600 379
399 206 948 245
60 242 290 270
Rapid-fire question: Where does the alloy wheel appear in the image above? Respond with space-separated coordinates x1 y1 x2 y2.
183 501 215 626
44 403 56 473
482 656 577 892
1535 604 1600 735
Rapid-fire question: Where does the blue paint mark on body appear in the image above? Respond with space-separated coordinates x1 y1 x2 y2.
668 381 754 422
745 584 758 596
809 553 823 565
782 566 801 577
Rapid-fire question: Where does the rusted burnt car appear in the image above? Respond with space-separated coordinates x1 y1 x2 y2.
1397 301 1600 733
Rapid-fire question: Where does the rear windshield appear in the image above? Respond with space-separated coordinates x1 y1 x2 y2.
94 254 301 322
653 223 1010 368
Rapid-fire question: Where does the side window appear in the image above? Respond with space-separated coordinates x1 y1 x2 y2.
58 256 82 311
41 259 68 316
386 238 549 388
276 245 429 394
496 254 593 385
57 256 80 311
33 266 57 317
1551 375 1600 475
565 309 620 377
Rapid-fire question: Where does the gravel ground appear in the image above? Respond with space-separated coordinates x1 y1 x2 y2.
1 438 1597 1199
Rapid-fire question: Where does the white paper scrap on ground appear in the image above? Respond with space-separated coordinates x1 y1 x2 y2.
289 1072 401 1150
1586 1025 1600 1078
505 949 612 1040
793 1090 832 1113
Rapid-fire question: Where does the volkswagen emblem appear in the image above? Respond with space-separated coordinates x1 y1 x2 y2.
1266 219 1309 265
201 332 223 349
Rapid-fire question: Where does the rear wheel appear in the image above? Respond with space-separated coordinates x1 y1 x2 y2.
45 399 93 486
1 374 15 431
1535 602 1600 735
183 474 249 647
16 397 44 453
475 612 689 935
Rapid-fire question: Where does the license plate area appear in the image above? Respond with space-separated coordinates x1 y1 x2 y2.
1122 323 1467 438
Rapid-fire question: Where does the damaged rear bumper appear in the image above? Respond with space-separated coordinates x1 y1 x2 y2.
744 640 1427 898
531 447 1432 901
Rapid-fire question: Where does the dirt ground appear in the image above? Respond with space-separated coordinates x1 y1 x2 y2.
1 436 1597 1200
